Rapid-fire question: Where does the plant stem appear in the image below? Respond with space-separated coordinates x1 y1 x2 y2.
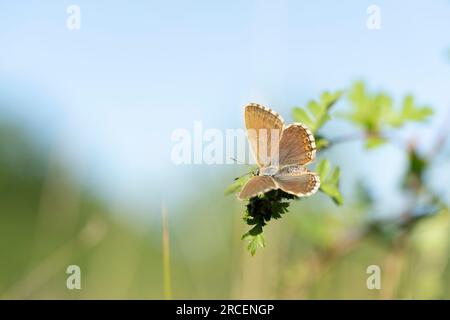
161 202 172 300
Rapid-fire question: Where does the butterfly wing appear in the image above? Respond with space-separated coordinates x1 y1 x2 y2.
278 123 316 166
238 176 277 200
245 103 284 167
241 106 319 199
273 171 320 197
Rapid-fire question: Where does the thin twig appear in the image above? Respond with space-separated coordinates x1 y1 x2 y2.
322 130 410 153
328 132 364 146
161 201 172 300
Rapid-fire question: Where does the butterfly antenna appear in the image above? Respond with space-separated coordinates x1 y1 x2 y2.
233 171 252 180
230 157 252 166
231 158 258 180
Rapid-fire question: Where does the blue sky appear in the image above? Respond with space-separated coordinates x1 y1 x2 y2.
1 0 450 215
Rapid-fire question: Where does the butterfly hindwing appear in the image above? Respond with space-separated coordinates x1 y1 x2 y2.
278 123 316 166
245 103 284 167
238 175 277 200
273 171 320 197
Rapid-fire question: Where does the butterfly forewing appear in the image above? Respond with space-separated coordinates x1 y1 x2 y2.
273 171 320 197
245 103 284 167
278 124 316 166
238 176 277 200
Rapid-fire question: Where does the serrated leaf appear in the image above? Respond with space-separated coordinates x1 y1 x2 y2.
344 82 434 139
292 108 314 129
292 90 342 133
317 159 343 205
307 101 322 117
401 95 433 122
320 90 343 108
242 233 265 256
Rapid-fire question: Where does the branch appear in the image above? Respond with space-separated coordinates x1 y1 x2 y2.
322 131 407 151
327 132 364 146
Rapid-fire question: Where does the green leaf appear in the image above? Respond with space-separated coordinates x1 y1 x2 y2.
307 100 322 117
320 90 343 109
400 95 433 122
315 137 329 150
292 108 314 129
385 95 432 127
345 82 391 132
224 168 257 195
248 224 263 236
242 233 265 256
365 135 386 149
320 184 343 205
402 147 428 189
317 159 343 205
343 82 433 139
241 189 296 255
292 90 343 133
317 158 330 178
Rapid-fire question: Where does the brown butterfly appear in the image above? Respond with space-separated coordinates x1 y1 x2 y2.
238 103 320 200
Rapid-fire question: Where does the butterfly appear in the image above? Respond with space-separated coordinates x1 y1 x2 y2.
238 103 320 200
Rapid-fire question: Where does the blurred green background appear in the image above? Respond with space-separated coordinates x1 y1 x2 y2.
1 0 450 299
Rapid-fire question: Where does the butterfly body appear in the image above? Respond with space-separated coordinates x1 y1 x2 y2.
276 164 307 176
238 103 320 200
258 164 307 177
259 166 279 176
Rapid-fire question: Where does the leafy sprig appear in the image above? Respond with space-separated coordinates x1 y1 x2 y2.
292 91 343 133
226 82 434 255
223 168 257 196
342 81 432 148
242 190 296 255
317 159 343 205
293 90 343 149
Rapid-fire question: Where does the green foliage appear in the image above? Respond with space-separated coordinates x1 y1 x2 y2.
225 171 300 255
402 146 428 190
292 90 342 133
345 82 390 132
365 135 387 149
226 82 437 256
243 190 296 228
241 189 296 255
314 135 330 150
317 159 343 205
242 233 265 256
223 169 256 196
391 95 433 125
343 82 433 148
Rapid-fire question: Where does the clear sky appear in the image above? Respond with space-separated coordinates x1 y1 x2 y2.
1 0 450 215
